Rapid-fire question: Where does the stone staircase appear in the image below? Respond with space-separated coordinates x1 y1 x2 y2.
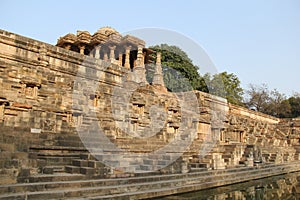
65 152 128 177
187 142 217 171
24 127 300 182
13 121 198 182
292 145 300 160
188 143 248 171
188 154 212 171
0 162 299 200
260 146 296 164
28 145 87 172
241 144 254 160
48 130 190 177
221 144 245 168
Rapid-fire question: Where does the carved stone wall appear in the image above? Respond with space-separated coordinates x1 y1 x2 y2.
0 29 299 184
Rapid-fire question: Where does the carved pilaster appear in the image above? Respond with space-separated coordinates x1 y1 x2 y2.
0 104 4 121
136 45 144 67
124 45 131 69
142 52 146 66
79 45 85 55
118 53 123 66
153 52 165 87
103 52 108 61
95 45 101 59
38 44 49 66
156 52 162 71
64 44 71 50
109 45 116 61
133 46 147 85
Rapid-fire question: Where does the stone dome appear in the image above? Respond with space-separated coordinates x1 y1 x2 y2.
97 27 120 36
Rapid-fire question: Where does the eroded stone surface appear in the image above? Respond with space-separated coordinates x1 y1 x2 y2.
0 28 299 193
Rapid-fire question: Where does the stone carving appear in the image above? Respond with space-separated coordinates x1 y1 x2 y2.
0 28 300 189
56 27 150 71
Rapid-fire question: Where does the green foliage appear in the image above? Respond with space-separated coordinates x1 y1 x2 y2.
245 84 272 113
147 44 299 118
149 44 203 92
245 84 300 118
286 95 300 118
204 72 244 105
148 44 244 105
277 99 292 118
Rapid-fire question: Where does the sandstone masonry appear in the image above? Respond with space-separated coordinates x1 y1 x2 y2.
0 28 300 198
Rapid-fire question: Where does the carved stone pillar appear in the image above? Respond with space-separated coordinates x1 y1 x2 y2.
103 52 108 61
118 53 123 66
0 104 4 120
136 45 144 67
79 45 85 55
152 52 165 87
38 44 49 66
142 52 146 66
109 45 116 61
124 45 131 69
133 45 147 85
95 45 101 59
156 52 162 72
64 44 71 50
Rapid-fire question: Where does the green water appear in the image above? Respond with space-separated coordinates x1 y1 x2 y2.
156 172 300 200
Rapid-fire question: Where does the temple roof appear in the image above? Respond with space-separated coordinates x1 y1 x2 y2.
96 27 119 36
56 27 146 49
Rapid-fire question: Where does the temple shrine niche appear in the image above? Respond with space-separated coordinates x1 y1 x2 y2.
2 27 300 199
56 27 154 70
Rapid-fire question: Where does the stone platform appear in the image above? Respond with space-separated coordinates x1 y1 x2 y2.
1 28 300 199
0 161 299 199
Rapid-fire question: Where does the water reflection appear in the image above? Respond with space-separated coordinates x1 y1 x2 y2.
157 172 300 200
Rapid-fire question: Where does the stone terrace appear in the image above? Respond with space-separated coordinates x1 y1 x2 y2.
0 28 300 198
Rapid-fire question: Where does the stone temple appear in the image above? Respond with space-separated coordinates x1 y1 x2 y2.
0 27 300 199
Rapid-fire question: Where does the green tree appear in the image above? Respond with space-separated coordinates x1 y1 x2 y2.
148 44 244 105
288 95 300 118
244 84 296 118
267 89 290 117
277 99 292 118
245 84 270 112
205 72 244 105
148 44 203 92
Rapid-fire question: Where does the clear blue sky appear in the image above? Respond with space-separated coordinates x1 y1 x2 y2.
1 0 299 96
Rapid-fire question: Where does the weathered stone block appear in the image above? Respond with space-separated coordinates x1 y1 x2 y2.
72 159 89 167
65 165 80 174
80 167 95 175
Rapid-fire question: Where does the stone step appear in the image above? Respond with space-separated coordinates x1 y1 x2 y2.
29 145 87 152
0 162 299 199
0 171 209 193
42 166 65 174
24 173 88 183
189 167 209 173
189 163 210 169
72 159 89 167
35 156 77 165
80 167 96 175
65 166 81 174
29 152 81 160
0 166 238 191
